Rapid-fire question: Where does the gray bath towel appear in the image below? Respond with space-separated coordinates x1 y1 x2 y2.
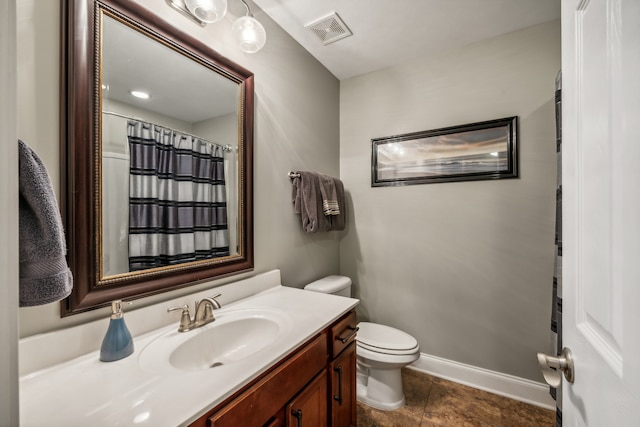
291 171 346 233
292 171 330 233
18 140 73 307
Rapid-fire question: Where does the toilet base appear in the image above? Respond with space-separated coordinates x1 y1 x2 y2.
357 384 406 411
356 363 406 411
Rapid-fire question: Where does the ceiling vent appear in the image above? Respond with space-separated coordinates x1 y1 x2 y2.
305 12 352 45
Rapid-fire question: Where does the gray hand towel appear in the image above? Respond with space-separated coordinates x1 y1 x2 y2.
18 140 73 307
291 171 346 233
318 173 340 216
328 177 346 231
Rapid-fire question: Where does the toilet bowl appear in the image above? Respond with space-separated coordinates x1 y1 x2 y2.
303 276 420 411
355 322 420 410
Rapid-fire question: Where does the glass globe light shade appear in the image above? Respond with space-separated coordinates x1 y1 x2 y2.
184 0 227 23
232 16 266 53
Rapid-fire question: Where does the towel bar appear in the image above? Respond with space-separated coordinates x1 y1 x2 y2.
288 171 301 178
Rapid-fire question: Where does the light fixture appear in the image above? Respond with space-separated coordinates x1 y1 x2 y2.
184 0 228 24
168 0 266 54
232 0 266 53
130 90 150 100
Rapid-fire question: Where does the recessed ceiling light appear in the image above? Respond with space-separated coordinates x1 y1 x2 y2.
130 90 150 99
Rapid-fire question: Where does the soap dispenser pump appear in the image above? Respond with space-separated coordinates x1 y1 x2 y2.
100 300 134 362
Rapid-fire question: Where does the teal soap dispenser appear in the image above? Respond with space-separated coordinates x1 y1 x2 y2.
100 300 134 362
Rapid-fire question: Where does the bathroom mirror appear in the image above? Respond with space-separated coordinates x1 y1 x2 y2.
61 0 254 316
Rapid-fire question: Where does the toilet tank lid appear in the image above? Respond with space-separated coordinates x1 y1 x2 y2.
304 275 352 293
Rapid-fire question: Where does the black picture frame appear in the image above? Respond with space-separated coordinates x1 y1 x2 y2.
371 117 518 186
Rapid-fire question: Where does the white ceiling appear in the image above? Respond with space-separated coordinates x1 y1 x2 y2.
102 13 238 123
252 0 561 80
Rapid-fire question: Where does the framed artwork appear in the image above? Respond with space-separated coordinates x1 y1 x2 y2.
371 117 518 186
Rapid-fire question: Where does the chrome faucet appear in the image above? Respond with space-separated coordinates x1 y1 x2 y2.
167 293 222 332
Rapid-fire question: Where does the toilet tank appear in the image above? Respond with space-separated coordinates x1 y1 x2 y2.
304 275 352 297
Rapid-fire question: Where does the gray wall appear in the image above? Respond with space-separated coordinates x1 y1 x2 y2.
17 0 341 336
339 20 560 382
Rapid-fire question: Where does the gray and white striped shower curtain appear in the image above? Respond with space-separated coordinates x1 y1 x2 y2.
127 120 230 271
550 71 563 427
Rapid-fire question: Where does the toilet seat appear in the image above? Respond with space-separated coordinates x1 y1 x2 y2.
356 322 419 356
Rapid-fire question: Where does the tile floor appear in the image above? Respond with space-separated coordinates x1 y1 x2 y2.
357 368 555 426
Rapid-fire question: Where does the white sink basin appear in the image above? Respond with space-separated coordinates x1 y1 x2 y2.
139 308 292 374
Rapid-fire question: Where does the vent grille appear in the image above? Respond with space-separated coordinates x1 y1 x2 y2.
305 13 352 45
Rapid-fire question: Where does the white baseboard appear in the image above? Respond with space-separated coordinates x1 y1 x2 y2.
409 353 556 410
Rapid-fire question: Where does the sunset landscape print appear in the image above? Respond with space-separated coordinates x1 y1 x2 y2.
372 117 518 186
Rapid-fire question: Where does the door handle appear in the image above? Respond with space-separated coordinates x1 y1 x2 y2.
537 347 574 387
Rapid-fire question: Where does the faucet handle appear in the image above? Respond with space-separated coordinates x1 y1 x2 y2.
167 304 193 332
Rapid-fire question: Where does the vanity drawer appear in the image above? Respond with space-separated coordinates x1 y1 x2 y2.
208 332 328 427
330 311 358 357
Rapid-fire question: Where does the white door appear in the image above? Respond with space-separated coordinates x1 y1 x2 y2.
561 0 640 424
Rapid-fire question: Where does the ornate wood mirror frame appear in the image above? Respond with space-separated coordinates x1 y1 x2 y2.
61 0 254 316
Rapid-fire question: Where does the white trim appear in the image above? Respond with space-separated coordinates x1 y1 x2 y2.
409 352 556 410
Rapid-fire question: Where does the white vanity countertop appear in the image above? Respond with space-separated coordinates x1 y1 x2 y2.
19 285 358 427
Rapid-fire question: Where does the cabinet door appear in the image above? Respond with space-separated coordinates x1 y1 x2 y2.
329 342 356 427
286 372 328 427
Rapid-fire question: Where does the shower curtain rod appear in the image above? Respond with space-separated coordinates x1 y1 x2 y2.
102 110 234 152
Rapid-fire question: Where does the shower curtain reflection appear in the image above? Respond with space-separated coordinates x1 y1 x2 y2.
127 119 230 271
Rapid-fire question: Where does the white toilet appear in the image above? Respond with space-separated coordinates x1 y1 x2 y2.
304 275 420 411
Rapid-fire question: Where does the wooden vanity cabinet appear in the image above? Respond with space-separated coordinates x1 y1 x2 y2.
205 333 327 427
329 311 358 427
191 309 357 427
329 342 356 426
